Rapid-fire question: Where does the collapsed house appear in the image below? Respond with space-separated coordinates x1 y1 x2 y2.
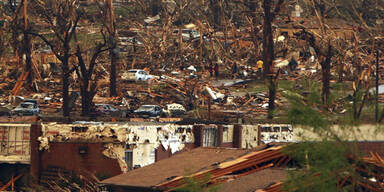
100 144 289 192
36 122 263 178
2 115 384 191
101 143 384 192
0 116 40 191
0 115 297 187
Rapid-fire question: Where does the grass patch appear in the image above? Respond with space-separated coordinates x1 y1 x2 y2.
229 79 295 93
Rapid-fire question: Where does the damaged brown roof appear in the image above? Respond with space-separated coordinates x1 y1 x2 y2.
219 168 287 192
101 147 251 187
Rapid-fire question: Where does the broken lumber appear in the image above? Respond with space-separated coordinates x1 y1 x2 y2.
11 71 29 96
0 173 23 191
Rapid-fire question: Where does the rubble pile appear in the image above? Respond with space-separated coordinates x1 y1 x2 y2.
0 17 381 122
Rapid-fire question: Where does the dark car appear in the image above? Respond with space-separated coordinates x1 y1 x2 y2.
94 104 126 117
133 105 162 117
0 106 11 116
12 102 40 116
24 99 38 105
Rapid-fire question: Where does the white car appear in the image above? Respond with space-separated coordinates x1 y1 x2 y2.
163 103 186 117
121 69 153 82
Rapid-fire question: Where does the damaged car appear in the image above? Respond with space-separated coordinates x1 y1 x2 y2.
0 105 12 116
94 104 127 118
12 102 40 116
120 69 153 82
133 105 163 117
163 103 186 117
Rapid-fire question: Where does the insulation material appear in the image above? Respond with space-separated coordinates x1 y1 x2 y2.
38 137 49 151
259 124 293 144
222 125 233 143
133 143 156 168
126 124 193 168
169 135 182 154
241 125 259 149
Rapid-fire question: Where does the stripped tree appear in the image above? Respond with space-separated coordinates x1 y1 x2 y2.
99 0 118 97
262 0 285 119
74 28 109 116
2 0 33 84
29 0 81 117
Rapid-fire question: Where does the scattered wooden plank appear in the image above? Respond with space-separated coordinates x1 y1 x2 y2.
0 173 23 191
11 71 29 96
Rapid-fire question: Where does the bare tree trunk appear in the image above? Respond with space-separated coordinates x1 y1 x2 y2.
108 0 118 97
337 58 343 83
199 26 203 71
263 0 276 119
249 0 260 62
178 25 183 68
24 31 32 83
78 52 91 116
80 81 91 116
110 43 118 96
211 0 221 28
62 55 70 117
268 77 276 118
321 43 332 105
23 0 32 83
376 50 380 122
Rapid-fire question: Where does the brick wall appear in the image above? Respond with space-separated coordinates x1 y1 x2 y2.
40 143 122 179
233 124 242 148
30 121 41 180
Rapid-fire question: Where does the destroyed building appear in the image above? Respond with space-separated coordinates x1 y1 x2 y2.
2 115 384 191
3 116 293 185
100 146 288 192
36 122 263 178
101 143 384 192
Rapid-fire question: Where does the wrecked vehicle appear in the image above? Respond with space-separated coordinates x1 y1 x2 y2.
163 103 186 117
121 69 153 82
118 36 143 46
0 106 11 116
12 102 40 116
172 29 201 41
133 105 163 117
24 98 38 105
94 104 127 118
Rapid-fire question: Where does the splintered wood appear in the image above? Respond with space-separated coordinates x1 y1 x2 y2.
157 145 289 191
